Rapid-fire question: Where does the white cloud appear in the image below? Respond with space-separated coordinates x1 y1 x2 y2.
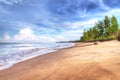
12 21 55 33
14 28 37 41
99 0 110 10
13 27 72 42
39 36 55 42
14 28 57 42
0 6 9 15
63 19 98 29
1 27 82 42
0 0 12 5
0 0 24 5
54 35 69 41
94 8 120 23
3 33 10 40
80 19 99 28
106 8 120 17
11 0 23 3
59 29 83 41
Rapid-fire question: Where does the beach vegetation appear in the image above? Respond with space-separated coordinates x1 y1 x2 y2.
117 30 120 41
80 15 119 42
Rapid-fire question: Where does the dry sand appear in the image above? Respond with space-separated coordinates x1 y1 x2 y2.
0 40 120 80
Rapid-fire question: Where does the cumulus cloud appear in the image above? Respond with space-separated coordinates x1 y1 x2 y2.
14 28 37 41
13 28 60 42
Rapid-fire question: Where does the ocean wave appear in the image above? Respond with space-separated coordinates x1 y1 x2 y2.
0 43 74 70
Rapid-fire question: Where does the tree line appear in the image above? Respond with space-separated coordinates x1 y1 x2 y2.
80 15 119 42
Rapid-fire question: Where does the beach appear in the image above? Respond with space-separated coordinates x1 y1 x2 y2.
0 40 120 80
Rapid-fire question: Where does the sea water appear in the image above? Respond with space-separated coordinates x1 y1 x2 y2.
0 42 74 70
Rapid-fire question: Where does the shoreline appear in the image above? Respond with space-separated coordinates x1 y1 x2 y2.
0 40 120 80
0 43 75 71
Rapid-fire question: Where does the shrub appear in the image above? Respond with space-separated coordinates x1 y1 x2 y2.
117 30 120 41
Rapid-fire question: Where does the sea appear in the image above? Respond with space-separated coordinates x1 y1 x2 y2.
0 42 74 70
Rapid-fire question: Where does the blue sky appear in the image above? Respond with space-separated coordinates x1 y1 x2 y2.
0 0 120 42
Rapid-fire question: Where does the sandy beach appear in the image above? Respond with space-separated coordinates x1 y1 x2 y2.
0 40 120 80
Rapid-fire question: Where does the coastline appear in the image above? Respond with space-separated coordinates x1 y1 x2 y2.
0 43 75 70
0 40 120 80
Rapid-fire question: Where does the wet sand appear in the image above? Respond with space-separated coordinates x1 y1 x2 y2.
0 40 120 80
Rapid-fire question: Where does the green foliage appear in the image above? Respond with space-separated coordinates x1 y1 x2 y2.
111 16 119 35
104 15 111 36
80 15 119 42
80 36 85 42
83 31 89 41
117 30 120 41
97 21 104 36
104 15 111 28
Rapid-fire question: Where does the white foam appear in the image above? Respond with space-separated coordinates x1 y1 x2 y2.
0 43 75 70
